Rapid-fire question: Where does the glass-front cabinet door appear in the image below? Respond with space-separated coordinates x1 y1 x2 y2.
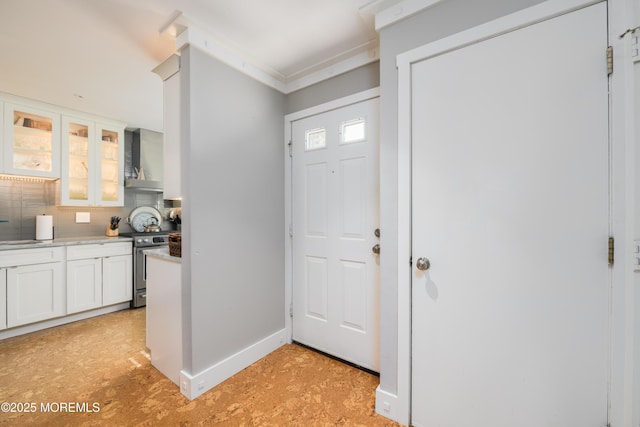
61 117 94 205
60 117 124 206
96 124 123 206
3 103 60 178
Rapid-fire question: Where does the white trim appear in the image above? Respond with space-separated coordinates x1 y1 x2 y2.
283 87 380 350
179 329 286 400
285 47 380 93
607 0 639 425
375 386 404 423
176 28 287 93
393 52 412 427
0 92 126 129
396 0 600 68
374 0 444 31
284 122 293 343
176 28 379 94
0 303 130 341
285 87 380 123
396 0 604 424
152 54 180 82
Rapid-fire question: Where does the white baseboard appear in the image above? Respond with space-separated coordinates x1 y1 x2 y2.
179 328 287 400
376 386 408 426
0 303 131 341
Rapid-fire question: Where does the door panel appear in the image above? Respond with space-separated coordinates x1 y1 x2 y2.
306 163 328 236
410 4 609 426
292 98 380 371
340 260 367 331
340 156 366 237
306 256 328 320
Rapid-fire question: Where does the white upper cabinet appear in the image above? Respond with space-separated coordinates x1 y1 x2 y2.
0 94 126 205
61 116 94 205
96 123 124 206
60 116 124 206
3 102 61 178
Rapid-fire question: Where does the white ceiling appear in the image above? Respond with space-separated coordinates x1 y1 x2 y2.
0 0 399 132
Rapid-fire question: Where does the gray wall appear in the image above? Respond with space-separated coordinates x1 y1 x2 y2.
377 0 546 396
285 61 380 114
180 46 285 375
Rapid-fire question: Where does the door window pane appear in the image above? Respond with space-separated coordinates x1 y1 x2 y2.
340 118 366 144
305 128 326 151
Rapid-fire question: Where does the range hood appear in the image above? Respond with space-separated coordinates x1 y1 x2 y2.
125 129 163 192
125 178 163 191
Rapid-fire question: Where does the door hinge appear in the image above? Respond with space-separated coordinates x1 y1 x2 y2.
607 46 613 76
289 303 293 318
289 223 293 237
608 237 614 266
288 140 292 157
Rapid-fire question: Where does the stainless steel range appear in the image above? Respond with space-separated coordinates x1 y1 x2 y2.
121 231 170 308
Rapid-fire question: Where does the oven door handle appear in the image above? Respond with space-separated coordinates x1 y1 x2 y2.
143 251 148 282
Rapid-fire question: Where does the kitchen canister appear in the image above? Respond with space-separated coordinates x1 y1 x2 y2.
35 214 53 240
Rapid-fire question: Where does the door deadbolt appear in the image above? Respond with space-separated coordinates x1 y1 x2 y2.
416 257 430 271
374 228 380 238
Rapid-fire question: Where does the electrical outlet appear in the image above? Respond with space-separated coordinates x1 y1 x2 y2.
75 212 90 223
198 381 205 390
181 381 187 391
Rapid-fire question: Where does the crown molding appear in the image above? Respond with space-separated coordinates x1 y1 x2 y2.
158 2 445 94
176 27 288 92
175 27 379 94
162 9 380 94
370 0 444 30
285 42 379 93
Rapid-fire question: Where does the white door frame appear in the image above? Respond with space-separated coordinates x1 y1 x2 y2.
394 0 636 425
283 87 381 343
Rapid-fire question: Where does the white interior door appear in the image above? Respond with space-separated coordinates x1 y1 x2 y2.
292 98 380 371
410 4 609 426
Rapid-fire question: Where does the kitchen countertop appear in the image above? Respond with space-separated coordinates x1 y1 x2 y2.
145 247 182 263
0 235 133 251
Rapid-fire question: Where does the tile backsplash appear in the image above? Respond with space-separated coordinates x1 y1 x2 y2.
0 179 175 241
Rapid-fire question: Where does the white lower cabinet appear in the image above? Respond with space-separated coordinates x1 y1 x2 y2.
6 261 64 328
66 242 132 314
0 270 6 330
0 247 65 328
67 258 102 314
102 255 132 306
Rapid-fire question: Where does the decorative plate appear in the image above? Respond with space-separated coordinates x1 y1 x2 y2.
127 206 162 232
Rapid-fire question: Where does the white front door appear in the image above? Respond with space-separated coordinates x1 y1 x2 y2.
291 98 380 371
410 3 609 426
